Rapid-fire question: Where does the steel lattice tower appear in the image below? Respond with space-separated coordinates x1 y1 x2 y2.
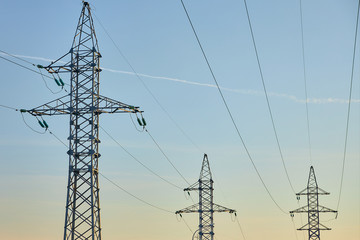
176 154 235 240
26 2 142 239
290 166 337 240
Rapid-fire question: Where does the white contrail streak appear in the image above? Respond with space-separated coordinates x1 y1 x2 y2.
2 53 359 104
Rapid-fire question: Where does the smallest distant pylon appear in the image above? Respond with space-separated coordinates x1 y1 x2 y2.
176 154 235 240
290 166 337 240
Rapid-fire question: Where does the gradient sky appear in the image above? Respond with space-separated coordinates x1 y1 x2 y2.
0 0 359 239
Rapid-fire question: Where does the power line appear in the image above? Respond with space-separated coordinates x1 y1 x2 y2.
0 53 68 95
242 0 296 194
0 49 36 66
145 128 191 186
336 0 360 212
144 127 197 204
100 126 183 190
48 126 175 215
0 55 51 78
92 13 203 154
211 170 248 239
21 112 47 134
297 200 306 240
179 215 194 233
24 115 175 215
0 104 47 134
0 104 18 111
299 0 313 165
48 130 67 147
3 102 176 214
129 113 145 132
37 67 63 94
235 216 247 240
99 172 173 214
179 0 287 214
291 217 299 240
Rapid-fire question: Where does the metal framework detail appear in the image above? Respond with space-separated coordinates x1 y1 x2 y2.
27 2 141 240
176 154 235 240
290 166 337 240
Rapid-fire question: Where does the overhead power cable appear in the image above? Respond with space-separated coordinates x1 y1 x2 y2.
48 130 67 147
0 49 36 66
99 172 173 213
144 127 196 204
100 126 183 190
235 216 247 240
0 52 67 94
46 126 175 214
15 112 175 215
291 217 300 240
145 128 191 186
336 0 360 212
242 0 296 194
92 13 203 154
178 215 194 233
0 104 18 111
0 55 50 78
46 123 176 214
299 0 313 165
0 104 46 134
21 112 47 134
179 0 287 214
3 102 175 214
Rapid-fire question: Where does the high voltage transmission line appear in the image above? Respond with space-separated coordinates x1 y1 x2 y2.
336 0 360 213
179 0 288 214
242 0 296 193
92 12 204 154
298 0 313 166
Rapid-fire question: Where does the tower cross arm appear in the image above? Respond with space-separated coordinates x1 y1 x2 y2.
175 203 200 214
317 187 330 195
25 94 141 116
213 203 236 213
295 188 308 195
318 205 337 213
175 203 236 214
297 222 332 231
97 95 142 114
295 186 330 196
27 94 72 116
184 181 200 192
290 205 308 214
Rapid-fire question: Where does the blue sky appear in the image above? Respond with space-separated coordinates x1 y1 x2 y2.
0 0 359 239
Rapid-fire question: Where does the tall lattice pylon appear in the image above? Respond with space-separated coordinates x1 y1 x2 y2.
290 166 337 240
25 2 142 239
176 154 235 240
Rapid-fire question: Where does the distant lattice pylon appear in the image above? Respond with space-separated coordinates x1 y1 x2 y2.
290 166 337 240
176 154 235 240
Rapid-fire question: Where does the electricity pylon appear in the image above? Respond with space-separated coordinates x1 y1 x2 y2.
25 2 142 239
176 154 235 240
290 166 337 240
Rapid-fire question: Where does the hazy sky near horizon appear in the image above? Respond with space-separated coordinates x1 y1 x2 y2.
0 0 359 239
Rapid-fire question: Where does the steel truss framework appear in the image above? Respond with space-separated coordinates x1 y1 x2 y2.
290 166 337 240
176 154 235 240
27 2 141 239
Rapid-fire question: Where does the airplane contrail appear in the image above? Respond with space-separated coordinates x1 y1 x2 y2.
2 52 359 104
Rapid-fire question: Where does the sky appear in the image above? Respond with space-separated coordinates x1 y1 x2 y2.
0 0 359 240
